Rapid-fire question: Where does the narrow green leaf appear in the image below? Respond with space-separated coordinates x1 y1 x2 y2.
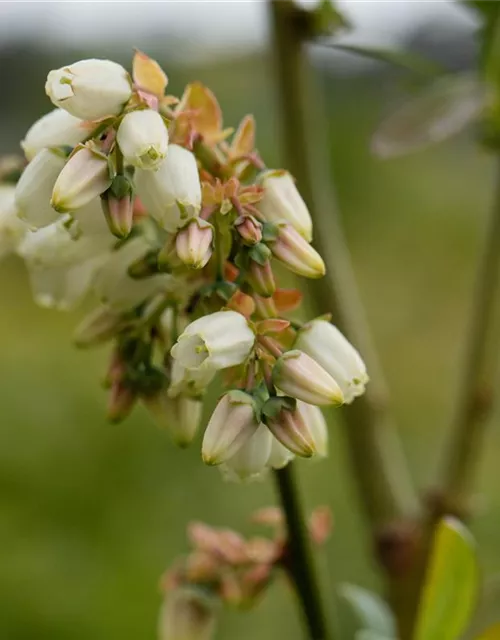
340 584 396 636
372 73 485 158
356 631 394 640
327 43 443 78
475 623 500 640
414 517 479 640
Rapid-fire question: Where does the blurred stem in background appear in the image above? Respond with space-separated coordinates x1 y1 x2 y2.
268 0 419 630
400 9 500 637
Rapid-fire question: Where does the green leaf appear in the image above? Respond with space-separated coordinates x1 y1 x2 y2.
475 623 500 640
340 584 396 637
372 73 485 158
248 242 271 266
414 517 479 640
462 577 500 640
311 0 350 36
327 43 442 78
356 631 394 640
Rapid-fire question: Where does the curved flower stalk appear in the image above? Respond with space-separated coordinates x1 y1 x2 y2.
1 50 368 482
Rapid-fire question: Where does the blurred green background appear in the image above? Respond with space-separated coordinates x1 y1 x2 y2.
1 2 498 639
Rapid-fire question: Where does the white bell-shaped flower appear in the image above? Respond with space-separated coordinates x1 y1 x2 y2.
258 169 313 241
51 145 111 213
168 359 216 399
117 109 169 170
295 320 368 403
221 423 273 481
297 401 328 457
17 219 108 310
21 108 93 161
202 391 259 465
15 148 66 228
45 59 132 121
93 236 173 310
267 436 295 470
135 144 201 232
0 185 27 259
171 310 255 372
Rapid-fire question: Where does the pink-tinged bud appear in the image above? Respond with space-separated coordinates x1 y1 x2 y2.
158 586 217 640
309 506 333 545
73 305 126 348
247 259 276 298
272 350 344 406
107 380 137 423
297 401 329 457
202 391 259 465
51 145 111 213
270 223 325 279
143 391 202 448
176 218 213 269
102 192 134 238
235 215 262 245
184 551 220 583
265 403 317 458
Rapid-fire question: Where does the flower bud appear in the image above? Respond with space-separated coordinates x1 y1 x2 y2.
15 148 65 228
265 402 317 458
73 305 126 348
45 59 132 121
272 350 344 406
51 145 111 213
158 587 217 640
117 109 169 170
297 401 328 457
221 423 273 481
295 320 368 403
135 144 201 232
176 218 213 269
101 175 134 238
21 108 94 161
270 224 325 279
107 380 137 423
258 170 313 241
144 390 203 448
247 258 276 297
202 391 259 465
171 310 255 372
0 185 27 259
234 215 262 245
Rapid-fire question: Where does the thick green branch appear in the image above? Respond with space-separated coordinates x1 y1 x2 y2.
268 0 417 533
439 160 500 516
274 465 333 640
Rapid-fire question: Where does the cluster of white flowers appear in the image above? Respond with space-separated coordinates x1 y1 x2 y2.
0 52 368 485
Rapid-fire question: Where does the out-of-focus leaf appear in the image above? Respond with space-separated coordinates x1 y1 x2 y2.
372 73 485 158
340 584 396 636
475 624 500 640
327 43 442 77
311 0 350 36
464 1 500 20
414 517 479 640
463 576 500 640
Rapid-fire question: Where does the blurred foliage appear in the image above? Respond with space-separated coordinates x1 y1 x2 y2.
2 24 500 640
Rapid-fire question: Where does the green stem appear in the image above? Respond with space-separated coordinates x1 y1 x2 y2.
274 464 333 640
268 0 417 531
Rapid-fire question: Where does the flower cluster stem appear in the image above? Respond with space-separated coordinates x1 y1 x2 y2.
274 464 333 640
